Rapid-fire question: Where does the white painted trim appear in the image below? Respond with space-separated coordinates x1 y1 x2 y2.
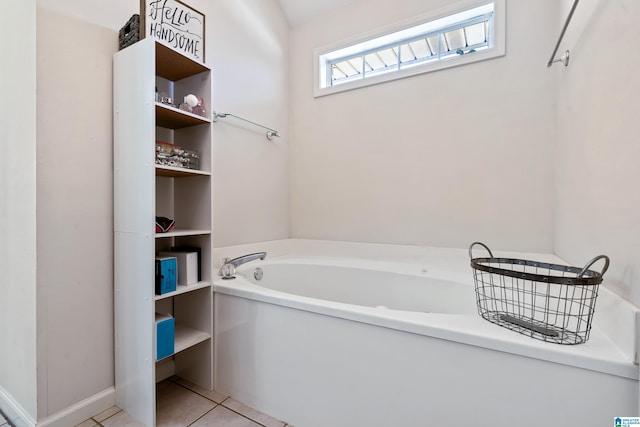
36 387 115 427
0 387 36 427
1 384 115 427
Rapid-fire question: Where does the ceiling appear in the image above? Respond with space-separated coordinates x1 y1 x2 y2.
275 0 358 27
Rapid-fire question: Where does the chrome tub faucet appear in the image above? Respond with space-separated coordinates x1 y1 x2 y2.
218 252 267 279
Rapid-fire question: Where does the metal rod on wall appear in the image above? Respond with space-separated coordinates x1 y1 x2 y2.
547 0 579 67
212 112 280 141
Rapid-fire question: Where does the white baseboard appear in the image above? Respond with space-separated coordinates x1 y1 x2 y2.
35 387 115 427
0 386 37 427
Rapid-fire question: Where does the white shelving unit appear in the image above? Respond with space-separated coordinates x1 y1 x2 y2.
114 37 213 427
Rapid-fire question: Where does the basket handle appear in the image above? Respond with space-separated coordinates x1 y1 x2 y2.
578 255 610 278
468 241 494 259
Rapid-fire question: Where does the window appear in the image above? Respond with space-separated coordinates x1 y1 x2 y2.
314 0 505 97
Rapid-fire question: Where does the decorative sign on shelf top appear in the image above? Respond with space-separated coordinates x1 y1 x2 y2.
141 0 205 63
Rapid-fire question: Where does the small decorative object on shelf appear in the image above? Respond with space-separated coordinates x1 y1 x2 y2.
118 14 140 50
159 94 174 107
178 101 190 112
155 141 200 170
191 97 206 117
178 94 199 112
155 216 175 233
183 149 199 169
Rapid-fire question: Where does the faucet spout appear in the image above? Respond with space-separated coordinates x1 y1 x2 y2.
218 252 267 279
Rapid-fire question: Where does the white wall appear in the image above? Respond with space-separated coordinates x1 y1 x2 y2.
554 0 640 307
35 8 117 418
0 0 39 423
290 0 558 252
36 0 291 250
208 0 290 247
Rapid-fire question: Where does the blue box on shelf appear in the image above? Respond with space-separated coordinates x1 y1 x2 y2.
155 313 175 360
155 256 177 295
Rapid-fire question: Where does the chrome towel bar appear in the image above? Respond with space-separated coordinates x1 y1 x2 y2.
212 111 280 141
547 0 579 67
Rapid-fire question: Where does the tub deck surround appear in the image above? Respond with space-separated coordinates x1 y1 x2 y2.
212 240 639 426
215 256 636 380
213 239 638 372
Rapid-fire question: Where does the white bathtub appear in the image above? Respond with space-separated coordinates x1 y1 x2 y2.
232 260 478 314
213 243 639 427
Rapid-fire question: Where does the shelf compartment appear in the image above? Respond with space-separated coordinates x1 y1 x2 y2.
156 175 212 233
155 165 211 178
155 281 211 301
156 42 209 81
156 102 211 129
155 325 211 361
156 116 212 174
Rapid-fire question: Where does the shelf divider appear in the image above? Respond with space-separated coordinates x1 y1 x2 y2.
155 229 211 238
174 325 211 355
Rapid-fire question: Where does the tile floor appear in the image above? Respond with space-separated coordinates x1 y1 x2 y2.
0 409 9 427
76 377 292 427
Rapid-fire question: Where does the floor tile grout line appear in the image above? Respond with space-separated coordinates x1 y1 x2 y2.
176 391 273 427
169 378 226 406
92 407 121 426
219 397 274 427
185 403 220 427
183 398 275 427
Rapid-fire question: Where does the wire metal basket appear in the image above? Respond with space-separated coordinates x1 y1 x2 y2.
469 242 609 345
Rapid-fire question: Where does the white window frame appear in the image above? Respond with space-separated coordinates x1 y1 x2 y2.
313 0 506 98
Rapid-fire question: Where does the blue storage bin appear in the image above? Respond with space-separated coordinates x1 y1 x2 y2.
155 313 175 360
155 256 177 295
